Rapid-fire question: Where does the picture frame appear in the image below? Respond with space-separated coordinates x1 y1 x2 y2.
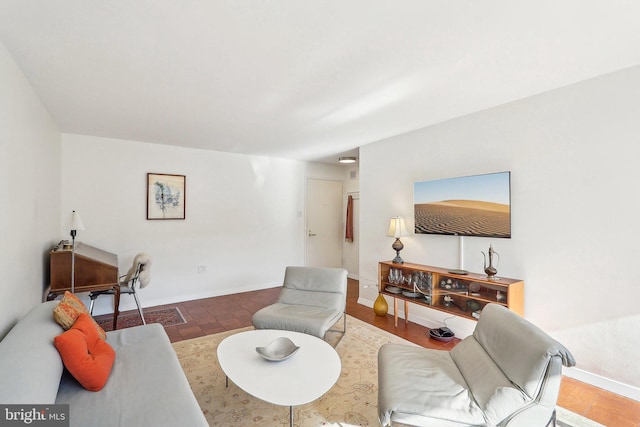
413 171 511 238
147 173 186 220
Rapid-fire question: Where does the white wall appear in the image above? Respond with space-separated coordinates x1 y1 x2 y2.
0 42 61 338
61 134 345 314
359 66 640 399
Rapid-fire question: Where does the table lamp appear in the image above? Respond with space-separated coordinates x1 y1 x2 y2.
387 216 408 264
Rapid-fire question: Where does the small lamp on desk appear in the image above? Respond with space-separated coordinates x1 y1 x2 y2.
387 216 408 264
69 210 85 293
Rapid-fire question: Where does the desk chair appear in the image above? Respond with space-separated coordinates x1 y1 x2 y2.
89 253 151 326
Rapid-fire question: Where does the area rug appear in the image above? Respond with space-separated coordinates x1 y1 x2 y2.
173 316 600 427
94 307 186 331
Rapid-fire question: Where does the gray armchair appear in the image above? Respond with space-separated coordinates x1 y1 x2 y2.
378 303 575 426
252 266 348 344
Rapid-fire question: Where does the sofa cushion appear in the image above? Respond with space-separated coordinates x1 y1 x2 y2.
53 291 107 339
252 302 343 338
54 313 115 391
0 301 64 404
451 336 530 425
378 343 486 426
56 323 208 427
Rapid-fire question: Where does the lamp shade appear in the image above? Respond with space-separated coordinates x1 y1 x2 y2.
387 217 408 238
69 210 85 231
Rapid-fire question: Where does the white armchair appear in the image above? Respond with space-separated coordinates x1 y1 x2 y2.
378 303 575 426
252 266 348 344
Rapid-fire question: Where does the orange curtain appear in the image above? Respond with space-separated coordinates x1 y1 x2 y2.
345 195 354 242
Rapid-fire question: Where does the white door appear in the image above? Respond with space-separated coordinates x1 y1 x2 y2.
306 179 343 268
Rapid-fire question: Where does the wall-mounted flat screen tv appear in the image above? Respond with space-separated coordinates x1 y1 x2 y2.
414 171 511 238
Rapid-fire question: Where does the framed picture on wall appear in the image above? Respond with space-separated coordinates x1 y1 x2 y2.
147 173 186 220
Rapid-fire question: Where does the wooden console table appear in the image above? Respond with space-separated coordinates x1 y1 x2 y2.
378 261 524 326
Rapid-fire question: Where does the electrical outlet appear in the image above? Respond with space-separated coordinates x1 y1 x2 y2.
197 265 207 275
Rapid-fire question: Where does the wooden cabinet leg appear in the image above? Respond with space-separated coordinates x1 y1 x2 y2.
394 298 398 327
404 300 409 324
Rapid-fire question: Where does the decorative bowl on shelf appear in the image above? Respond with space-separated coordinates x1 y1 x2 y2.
402 291 421 298
256 337 300 362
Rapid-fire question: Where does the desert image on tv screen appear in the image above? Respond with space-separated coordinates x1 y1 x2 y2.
414 172 511 238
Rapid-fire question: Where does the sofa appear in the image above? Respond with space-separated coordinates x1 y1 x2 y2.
0 300 208 427
378 303 576 426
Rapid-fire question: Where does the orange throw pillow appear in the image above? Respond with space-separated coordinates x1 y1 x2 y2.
54 313 115 391
53 291 107 340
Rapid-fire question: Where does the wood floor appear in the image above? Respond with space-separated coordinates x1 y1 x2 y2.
144 279 640 426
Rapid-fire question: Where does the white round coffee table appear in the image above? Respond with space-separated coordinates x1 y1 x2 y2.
217 329 341 426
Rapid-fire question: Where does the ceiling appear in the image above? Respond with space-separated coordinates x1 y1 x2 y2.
1 1 640 163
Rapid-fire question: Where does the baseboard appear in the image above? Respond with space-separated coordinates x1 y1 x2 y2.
564 367 640 402
357 296 373 308
357 296 442 330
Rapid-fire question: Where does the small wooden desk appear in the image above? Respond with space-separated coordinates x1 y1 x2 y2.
47 242 120 329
